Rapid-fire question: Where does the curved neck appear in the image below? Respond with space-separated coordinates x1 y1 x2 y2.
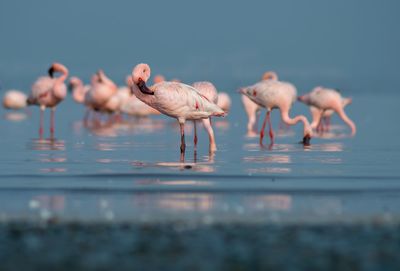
336 108 356 136
55 67 68 85
280 110 312 136
98 72 117 90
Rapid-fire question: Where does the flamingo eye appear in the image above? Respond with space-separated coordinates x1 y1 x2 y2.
143 69 146 73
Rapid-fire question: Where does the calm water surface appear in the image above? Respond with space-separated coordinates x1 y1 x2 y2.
0 83 399 224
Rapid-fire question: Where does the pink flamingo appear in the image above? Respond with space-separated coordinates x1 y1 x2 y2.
241 71 278 137
28 62 68 137
84 70 118 112
3 90 27 109
309 96 352 133
298 87 356 136
69 76 90 104
131 63 225 155
240 79 312 146
192 81 219 152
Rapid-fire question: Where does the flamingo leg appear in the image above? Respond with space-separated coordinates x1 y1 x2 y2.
193 121 198 148
50 107 55 137
39 106 45 138
324 116 331 131
260 110 272 145
316 110 325 134
267 111 274 142
180 123 186 153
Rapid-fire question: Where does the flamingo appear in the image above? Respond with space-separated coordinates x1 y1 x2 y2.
240 79 312 146
69 76 90 104
27 62 68 137
298 87 356 136
84 70 118 112
309 96 352 133
241 71 278 137
131 63 225 155
192 81 219 152
2 90 28 109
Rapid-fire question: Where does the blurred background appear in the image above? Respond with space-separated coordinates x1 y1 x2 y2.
1 0 399 93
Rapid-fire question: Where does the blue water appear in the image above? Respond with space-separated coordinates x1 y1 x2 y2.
0 82 399 223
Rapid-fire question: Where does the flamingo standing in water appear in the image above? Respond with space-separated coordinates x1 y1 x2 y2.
309 96 352 133
191 81 219 152
28 62 68 137
69 76 90 104
131 63 225 156
84 70 118 113
240 78 312 146
241 71 278 137
298 87 356 136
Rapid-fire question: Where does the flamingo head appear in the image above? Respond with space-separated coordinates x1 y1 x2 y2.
132 63 154 95
48 62 68 78
132 63 151 85
153 74 165 84
303 134 311 146
68 76 81 92
297 94 309 104
262 71 278 81
302 124 313 146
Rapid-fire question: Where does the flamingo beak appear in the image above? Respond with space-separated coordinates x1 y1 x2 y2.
68 82 73 92
302 134 311 146
137 78 154 95
48 67 55 78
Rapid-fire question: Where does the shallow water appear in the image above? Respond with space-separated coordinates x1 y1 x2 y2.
0 88 399 224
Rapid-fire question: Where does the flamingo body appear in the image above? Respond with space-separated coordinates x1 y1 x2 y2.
298 87 356 135
3 90 27 109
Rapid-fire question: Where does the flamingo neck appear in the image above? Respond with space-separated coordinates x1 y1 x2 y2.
280 110 312 137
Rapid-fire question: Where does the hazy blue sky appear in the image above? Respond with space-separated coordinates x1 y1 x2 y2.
1 0 399 91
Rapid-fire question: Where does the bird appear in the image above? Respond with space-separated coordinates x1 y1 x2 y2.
192 81 219 152
298 87 356 136
2 90 28 110
240 78 312 146
130 63 225 156
84 70 118 114
69 76 90 104
27 62 68 137
241 71 278 137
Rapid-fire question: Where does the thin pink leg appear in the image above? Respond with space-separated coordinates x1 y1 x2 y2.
179 123 186 162
50 107 55 137
180 123 186 153
260 111 269 145
193 121 198 148
325 116 331 131
39 107 45 138
267 111 274 143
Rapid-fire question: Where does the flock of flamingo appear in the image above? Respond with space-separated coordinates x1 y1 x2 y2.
2 62 356 155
